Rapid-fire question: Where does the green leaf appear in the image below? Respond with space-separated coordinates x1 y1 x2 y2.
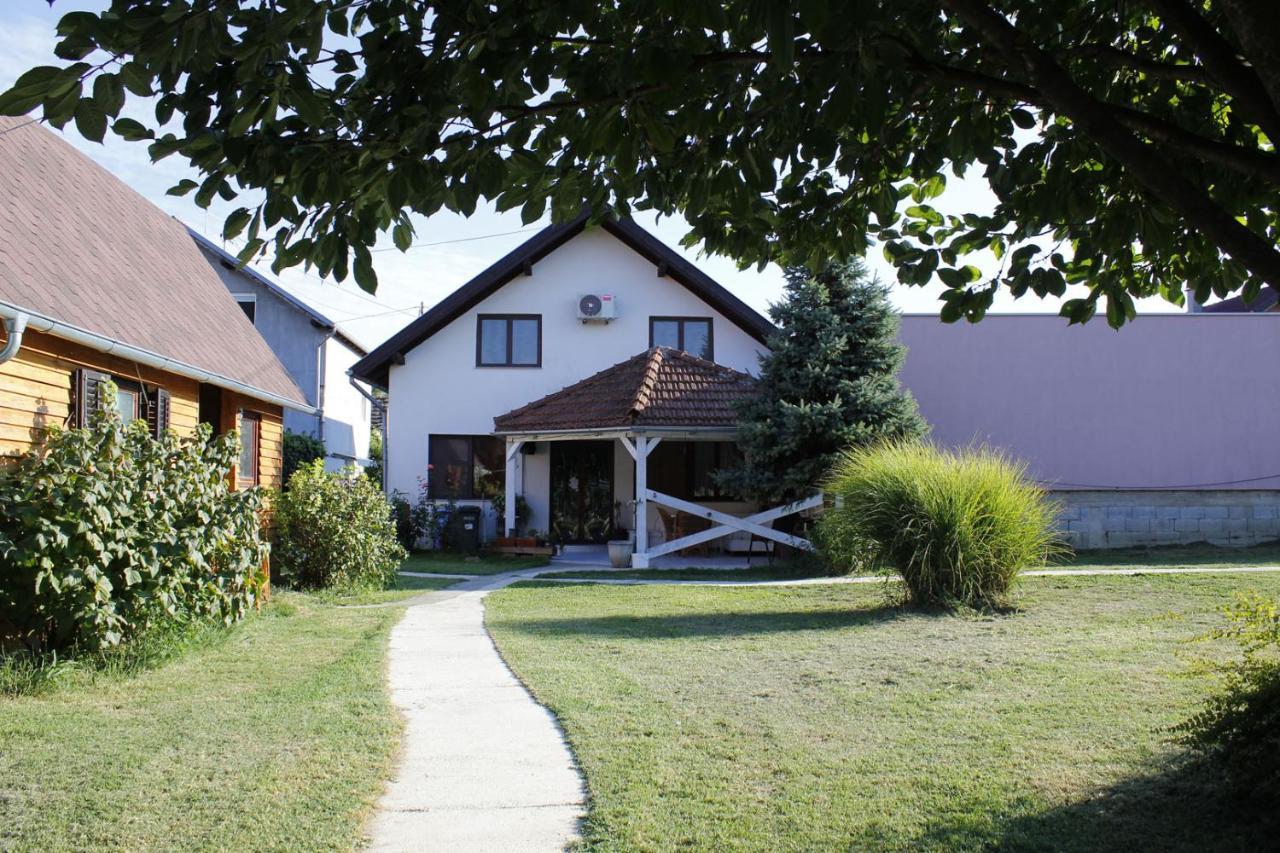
392 222 413 252
223 208 253 241
112 117 153 141
352 245 378 293
92 73 126 117
0 65 64 116
1010 108 1036 129
73 97 107 142
166 178 199 197
119 61 152 97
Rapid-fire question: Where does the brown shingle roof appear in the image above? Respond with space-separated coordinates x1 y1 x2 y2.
494 347 756 433
0 117 306 406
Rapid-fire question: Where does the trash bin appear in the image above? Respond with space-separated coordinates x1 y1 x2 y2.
451 505 483 553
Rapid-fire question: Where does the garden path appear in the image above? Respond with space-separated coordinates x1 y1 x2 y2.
365 573 585 853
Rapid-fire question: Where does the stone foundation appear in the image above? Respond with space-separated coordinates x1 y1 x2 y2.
1056 490 1280 550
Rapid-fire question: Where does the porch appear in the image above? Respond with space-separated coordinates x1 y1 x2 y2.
493 347 821 568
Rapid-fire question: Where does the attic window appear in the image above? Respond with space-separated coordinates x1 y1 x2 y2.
477 314 541 367
235 295 257 325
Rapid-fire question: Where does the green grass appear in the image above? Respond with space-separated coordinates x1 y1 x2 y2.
313 571 462 606
1062 540 1280 569
486 573 1280 851
0 593 403 851
540 561 827 583
401 550 549 576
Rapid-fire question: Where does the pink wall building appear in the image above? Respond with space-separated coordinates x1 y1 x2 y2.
897 314 1280 548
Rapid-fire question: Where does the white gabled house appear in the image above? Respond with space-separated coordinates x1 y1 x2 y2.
350 213 819 566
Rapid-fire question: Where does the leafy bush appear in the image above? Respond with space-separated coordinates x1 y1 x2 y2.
1173 592 1280 798
283 430 326 488
0 392 267 653
820 441 1061 607
275 461 406 590
365 427 384 490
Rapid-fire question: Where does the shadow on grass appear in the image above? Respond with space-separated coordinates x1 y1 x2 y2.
910 754 1278 852
499 603 907 639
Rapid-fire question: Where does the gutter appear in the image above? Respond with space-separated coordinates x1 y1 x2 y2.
0 312 29 364
0 300 319 415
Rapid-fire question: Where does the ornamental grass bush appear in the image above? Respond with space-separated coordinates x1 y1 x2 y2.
0 390 267 654
819 440 1061 607
274 461 406 590
1172 592 1280 800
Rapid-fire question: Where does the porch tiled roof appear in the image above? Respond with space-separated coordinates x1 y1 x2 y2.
493 347 756 433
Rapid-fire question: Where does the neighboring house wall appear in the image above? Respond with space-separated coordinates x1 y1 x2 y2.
898 314 1280 548
321 334 371 468
386 228 769 532
200 246 371 467
0 328 284 492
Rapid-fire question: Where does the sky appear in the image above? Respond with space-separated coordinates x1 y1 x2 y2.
0 2 1182 351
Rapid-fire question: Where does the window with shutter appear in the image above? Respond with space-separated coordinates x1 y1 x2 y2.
146 387 172 437
72 368 112 427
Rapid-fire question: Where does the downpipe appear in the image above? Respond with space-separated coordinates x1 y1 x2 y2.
0 312 29 363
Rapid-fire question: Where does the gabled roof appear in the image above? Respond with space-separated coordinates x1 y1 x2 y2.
187 228 367 356
351 212 776 387
0 117 308 408
493 347 756 434
1201 285 1280 313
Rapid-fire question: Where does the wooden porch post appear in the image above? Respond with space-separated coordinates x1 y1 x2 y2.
632 435 649 567
504 438 524 536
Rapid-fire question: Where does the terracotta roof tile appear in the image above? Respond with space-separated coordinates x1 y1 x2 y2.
0 117 306 405
494 347 756 433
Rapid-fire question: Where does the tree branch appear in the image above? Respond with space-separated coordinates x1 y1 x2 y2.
1144 0 1280 141
942 0 1280 289
1063 43 1212 84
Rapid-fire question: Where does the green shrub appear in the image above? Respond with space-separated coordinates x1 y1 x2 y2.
1173 592 1280 798
275 461 406 590
820 441 1060 607
0 390 267 654
283 430 326 488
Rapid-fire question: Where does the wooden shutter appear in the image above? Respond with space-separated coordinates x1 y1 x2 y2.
73 368 111 427
146 387 171 437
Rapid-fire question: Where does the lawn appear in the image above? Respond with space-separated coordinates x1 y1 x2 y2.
401 550 549 576
315 571 462 605
0 593 403 851
486 572 1280 851
540 561 825 583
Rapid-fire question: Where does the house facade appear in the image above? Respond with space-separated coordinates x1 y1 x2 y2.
191 231 375 472
0 117 311 494
352 215 778 558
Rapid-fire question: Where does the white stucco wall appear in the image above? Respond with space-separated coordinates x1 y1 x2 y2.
321 336 372 468
385 227 770 530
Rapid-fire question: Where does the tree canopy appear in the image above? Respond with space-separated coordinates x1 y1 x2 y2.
4 0 1279 325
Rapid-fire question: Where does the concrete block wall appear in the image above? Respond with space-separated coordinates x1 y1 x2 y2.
1056 490 1280 550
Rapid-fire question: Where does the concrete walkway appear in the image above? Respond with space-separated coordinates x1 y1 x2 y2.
365 574 585 852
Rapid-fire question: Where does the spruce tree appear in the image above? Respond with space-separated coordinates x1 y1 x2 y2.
722 260 927 504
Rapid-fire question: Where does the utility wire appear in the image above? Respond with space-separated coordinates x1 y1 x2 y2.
370 225 539 252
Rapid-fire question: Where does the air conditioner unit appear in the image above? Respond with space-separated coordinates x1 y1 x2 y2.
577 293 617 322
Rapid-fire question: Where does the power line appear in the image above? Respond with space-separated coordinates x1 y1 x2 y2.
0 118 39 139
371 226 540 253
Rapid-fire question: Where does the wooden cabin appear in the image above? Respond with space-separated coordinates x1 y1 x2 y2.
0 116 311 489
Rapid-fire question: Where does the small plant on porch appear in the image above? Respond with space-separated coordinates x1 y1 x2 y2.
720 260 926 505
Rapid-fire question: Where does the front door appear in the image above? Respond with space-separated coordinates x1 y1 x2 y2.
550 441 614 544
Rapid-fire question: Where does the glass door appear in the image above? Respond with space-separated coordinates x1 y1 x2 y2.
549 441 615 544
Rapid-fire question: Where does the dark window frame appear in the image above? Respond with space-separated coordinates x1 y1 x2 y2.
475 314 542 367
114 377 144 424
427 434 506 499
238 411 261 487
648 316 714 360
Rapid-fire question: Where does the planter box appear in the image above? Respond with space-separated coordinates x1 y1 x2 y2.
493 544 554 556
495 536 537 548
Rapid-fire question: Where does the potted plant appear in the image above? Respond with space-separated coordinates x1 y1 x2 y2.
607 501 635 568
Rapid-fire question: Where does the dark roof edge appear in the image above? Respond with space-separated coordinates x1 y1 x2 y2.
350 214 776 388
186 226 368 356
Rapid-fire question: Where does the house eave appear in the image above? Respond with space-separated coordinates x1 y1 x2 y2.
0 299 317 414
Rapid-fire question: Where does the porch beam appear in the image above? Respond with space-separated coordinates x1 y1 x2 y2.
632 436 652 567
641 492 823 559
504 438 524 535
618 435 637 461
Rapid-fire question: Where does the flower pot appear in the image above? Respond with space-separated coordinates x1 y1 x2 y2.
607 539 633 568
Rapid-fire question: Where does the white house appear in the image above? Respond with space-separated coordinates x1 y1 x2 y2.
351 214 820 565
191 230 377 472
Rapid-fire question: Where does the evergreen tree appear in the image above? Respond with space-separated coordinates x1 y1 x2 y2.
722 261 927 504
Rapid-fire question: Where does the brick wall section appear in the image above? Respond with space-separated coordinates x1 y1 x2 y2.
1057 490 1280 549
